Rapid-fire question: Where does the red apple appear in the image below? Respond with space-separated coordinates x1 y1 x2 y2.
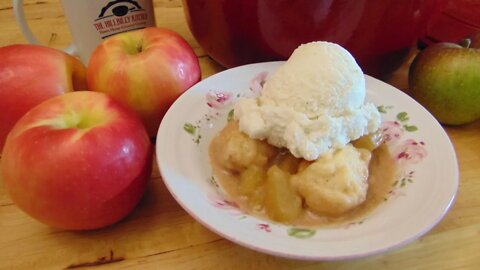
0 44 87 152
87 27 201 137
1 91 152 230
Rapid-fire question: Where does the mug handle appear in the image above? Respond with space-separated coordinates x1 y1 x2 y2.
13 0 77 55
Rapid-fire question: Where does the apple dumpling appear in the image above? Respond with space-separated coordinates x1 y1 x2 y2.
209 121 393 226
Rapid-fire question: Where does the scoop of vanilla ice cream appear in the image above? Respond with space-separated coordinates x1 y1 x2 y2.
261 42 366 118
234 41 381 160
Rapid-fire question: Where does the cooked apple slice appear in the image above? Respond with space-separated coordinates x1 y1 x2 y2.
352 130 383 151
239 165 266 196
265 165 302 222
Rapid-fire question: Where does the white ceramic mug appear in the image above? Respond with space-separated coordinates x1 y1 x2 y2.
13 0 156 63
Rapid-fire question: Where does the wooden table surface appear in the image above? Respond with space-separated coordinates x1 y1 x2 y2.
1 1 479 269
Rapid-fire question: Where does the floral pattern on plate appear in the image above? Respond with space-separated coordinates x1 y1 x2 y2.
182 72 269 144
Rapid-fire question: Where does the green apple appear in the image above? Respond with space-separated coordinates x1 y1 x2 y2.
408 42 480 125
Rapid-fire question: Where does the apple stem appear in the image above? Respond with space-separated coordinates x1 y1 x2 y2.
460 38 471 48
136 41 143 53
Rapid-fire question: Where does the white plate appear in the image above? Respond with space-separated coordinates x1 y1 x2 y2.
156 62 458 260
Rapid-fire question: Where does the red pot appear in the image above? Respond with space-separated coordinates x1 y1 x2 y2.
421 0 480 46
183 0 446 78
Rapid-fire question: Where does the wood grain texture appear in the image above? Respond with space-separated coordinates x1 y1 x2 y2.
1 0 479 269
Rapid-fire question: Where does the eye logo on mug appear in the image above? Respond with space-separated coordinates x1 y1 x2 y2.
98 0 144 19
94 0 151 39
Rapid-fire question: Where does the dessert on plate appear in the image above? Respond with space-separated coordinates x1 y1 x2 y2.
209 41 396 226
